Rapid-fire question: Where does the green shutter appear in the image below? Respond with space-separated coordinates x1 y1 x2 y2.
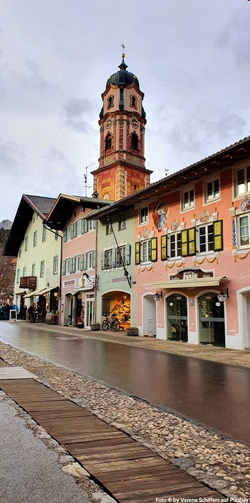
213 220 223 251
135 242 140 265
63 229 67 242
62 260 66 275
81 219 87 234
93 219 97 229
161 235 167 261
83 253 87 271
73 222 77 238
80 254 84 271
151 237 157 262
92 250 96 268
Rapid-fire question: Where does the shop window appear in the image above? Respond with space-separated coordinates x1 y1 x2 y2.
135 238 157 264
182 188 194 210
139 206 148 225
205 178 219 202
235 166 250 197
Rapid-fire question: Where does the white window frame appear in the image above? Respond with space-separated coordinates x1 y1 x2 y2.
182 188 194 211
16 269 20 284
140 239 151 263
139 206 148 225
169 232 181 259
238 214 250 248
86 250 94 270
40 260 45 278
198 223 214 254
204 178 220 203
119 215 126 231
33 231 37 247
42 226 47 242
235 166 250 197
31 264 35 276
53 255 59 275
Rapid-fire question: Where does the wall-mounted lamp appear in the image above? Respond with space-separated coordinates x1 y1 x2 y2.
83 273 99 290
217 289 229 303
153 291 163 302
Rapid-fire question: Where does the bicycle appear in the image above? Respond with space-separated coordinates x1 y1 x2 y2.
101 313 120 332
66 314 72 326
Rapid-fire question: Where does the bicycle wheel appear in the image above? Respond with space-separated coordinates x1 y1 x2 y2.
101 321 109 331
113 320 120 331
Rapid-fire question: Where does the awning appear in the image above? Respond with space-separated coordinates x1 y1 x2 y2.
41 286 59 295
15 290 27 296
150 276 230 289
24 288 48 298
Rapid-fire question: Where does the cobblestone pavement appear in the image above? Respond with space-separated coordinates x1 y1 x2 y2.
0 331 249 500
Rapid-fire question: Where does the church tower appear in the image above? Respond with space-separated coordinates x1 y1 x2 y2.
92 51 152 200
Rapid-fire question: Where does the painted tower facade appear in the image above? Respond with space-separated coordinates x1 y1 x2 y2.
92 53 152 200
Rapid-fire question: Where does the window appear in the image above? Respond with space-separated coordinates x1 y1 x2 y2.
106 220 112 235
67 225 72 241
33 231 37 247
25 236 28 251
182 189 194 210
107 95 114 109
199 224 214 253
205 179 219 202
76 220 82 236
164 232 181 259
135 238 157 264
18 249 21 258
86 250 94 269
31 264 35 276
119 215 126 231
23 266 26 277
238 215 250 247
139 207 148 225
16 269 20 284
40 260 45 277
42 226 47 242
235 166 250 196
103 249 114 270
105 133 112 150
130 95 137 108
53 255 59 275
131 133 138 150
116 246 125 267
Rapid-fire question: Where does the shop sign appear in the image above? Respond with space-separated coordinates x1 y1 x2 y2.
170 268 213 281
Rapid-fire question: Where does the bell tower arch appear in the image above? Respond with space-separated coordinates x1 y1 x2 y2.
92 52 152 200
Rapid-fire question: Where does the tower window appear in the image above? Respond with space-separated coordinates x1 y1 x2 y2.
131 132 138 150
130 95 137 108
107 95 114 109
105 133 112 150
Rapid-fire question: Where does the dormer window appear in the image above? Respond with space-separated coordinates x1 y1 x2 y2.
107 95 114 109
130 95 137 108
105 133 112 150
131 132 138 150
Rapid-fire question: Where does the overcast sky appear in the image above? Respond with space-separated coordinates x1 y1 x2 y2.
1 0 250 221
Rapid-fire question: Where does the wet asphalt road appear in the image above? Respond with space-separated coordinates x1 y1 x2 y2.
0 322 250 446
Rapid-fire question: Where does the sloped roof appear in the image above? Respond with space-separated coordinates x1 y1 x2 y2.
88 135 250 219
3 194 57 256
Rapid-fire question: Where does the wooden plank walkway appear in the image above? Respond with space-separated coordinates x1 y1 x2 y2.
0 376 225 502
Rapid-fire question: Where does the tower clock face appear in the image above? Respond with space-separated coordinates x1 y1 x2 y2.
105 118 112 129
131 118 139 129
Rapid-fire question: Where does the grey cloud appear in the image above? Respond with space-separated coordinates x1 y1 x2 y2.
202 114 246 140
0 138 25 172
62 97 92 133
215 9 250 70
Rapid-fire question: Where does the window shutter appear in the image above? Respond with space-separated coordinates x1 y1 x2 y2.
112 248 116 268
93 219 97 229
161 235 167 261
69 258 73 273
181 228 196 256
125 244 131 265
101 252 105 270
92 250 96 268
63 229 67 242
188 228 196 256
213 220 223 251
151 237 158 262
81 219 87 234
135 242 140 265
62 260 66 275
72 257 76 273
73 222 77 238
80 254 84 271
83 253 87 271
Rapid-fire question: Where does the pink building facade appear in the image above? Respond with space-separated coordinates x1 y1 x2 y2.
132 136 250 349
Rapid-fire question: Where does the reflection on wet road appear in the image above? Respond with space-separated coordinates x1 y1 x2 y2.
1 322 250 446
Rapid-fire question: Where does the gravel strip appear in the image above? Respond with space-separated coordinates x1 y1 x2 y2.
0 341 249 499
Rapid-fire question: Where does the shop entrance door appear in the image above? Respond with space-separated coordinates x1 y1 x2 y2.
198 293 225 347
86 294 95 328
167 295 188 341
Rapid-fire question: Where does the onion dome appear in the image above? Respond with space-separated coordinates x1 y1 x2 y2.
106 54 140 89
